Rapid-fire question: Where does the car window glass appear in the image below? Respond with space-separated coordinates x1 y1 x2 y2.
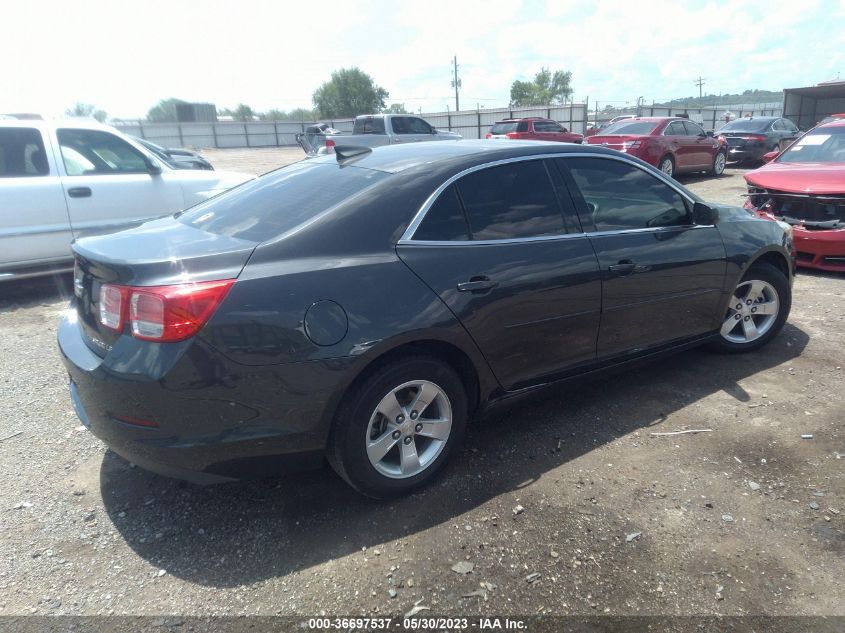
683 121 704 136
178 162 388 242
516 121 530 132
665 121 687 135
407 117 432 134
456 160 565 240
57 129 148 175
0 127 49 177
391 117 410 134
491 122 518 135
603 121 658 135
353 117 386 134
413 185 469 241
562 158 691 232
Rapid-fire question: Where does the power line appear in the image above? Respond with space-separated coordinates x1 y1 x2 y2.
694 76 706 99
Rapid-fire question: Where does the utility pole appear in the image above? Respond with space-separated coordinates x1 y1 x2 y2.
694 76 706 100
451 56 461 112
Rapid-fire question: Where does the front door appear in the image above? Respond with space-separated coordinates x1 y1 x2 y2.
53 128 183 239
398 158 602 390
556 156 727 359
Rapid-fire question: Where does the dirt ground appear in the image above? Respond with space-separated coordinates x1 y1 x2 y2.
0 148 843 622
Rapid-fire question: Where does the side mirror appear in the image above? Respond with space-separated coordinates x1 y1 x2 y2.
692 202 717 225
146 156 162 175
762 151 779 163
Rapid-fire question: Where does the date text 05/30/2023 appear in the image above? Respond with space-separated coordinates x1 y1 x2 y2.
306 616 527 630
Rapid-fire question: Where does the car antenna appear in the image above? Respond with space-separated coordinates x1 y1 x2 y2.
335 145 372 162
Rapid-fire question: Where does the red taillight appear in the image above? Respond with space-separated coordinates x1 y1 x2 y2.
99 284 128 330
485 133 492 139
746 134 767 142
622 140 642 149
99 279 234 342
325 139 336 152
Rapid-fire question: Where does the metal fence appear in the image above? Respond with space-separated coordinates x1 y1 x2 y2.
114 100 783 149
114 104 588 149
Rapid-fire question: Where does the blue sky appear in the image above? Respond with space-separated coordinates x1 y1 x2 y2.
2 0 843 118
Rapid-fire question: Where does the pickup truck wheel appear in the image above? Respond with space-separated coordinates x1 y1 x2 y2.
327 356 467 499
658 155 675 178
710 262 790 354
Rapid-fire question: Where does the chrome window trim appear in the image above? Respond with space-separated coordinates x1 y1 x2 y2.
398 152 700 245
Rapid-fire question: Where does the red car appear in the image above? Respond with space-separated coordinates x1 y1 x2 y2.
585 117 727 178
486 117 583 143
744 118 845 272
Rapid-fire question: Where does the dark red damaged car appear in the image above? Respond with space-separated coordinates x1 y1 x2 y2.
744 118 845 272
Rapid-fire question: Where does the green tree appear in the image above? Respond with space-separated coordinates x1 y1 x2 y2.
146 98 188 122
509 67 573 107
65 102 107 122
233 103 255 121
384 103 409 114
312 67 388 118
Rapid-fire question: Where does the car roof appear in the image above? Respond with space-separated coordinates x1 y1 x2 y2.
818 118 845 129
493 117 551 123
310 139 620 174
724 116 780 122
0 118 119 132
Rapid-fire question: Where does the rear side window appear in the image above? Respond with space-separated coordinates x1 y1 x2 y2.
665 121 687 135
534 121 564 132
413 185 469 241
0 128 49 177
178 162 388 242
456 160 565 240
353 117 386 134
561 158 690 232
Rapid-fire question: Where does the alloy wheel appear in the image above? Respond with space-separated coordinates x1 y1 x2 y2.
660 158 674 177
365 380 452 479
713 152 726 175
720 279 780 344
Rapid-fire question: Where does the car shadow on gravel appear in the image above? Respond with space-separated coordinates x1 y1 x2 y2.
99 323 809 588
0 274 73 313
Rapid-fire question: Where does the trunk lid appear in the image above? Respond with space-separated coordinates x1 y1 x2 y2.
586 134 642 151
72 216 256 356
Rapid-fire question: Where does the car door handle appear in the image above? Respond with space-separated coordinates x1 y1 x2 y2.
608 261 637 275
457 276 498 293
67 187 92 198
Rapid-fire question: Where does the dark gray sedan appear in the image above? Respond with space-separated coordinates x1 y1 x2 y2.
60 141 794 498
718 116 800 163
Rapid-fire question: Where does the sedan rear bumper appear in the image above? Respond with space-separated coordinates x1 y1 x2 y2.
58 308 352 483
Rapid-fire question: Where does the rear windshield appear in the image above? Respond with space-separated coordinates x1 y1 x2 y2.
719 120 771 133
601 121 659 135
777 126 845 164
490 122 518 135
177 161 388 242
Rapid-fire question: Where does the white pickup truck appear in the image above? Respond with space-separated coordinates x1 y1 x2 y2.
297 114 461 155
0 119 254 280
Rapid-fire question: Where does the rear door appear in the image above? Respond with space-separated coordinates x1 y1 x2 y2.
0 126 72 272
556 156 726 359
52 128 184 239
397 158 602 390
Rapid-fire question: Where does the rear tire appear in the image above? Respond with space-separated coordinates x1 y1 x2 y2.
326 356 468 499
709 262 790 354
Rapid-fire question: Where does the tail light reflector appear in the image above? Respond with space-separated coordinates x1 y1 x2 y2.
746 134 767 142
485 133 492 139
99 279 234 342
99 285 127 330
325 139 336 153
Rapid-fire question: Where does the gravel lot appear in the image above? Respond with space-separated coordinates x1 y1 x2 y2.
1 148 843 620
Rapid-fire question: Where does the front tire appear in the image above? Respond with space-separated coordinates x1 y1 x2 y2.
710 262 790 353
710 151 726 176
658 155 675 178
327 356 468 499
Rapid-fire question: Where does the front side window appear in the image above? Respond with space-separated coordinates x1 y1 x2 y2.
455 160 565 240
57 129 148 176
0 128 49 177
406 117 432 134
683 121 705 136
561 158 691 232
